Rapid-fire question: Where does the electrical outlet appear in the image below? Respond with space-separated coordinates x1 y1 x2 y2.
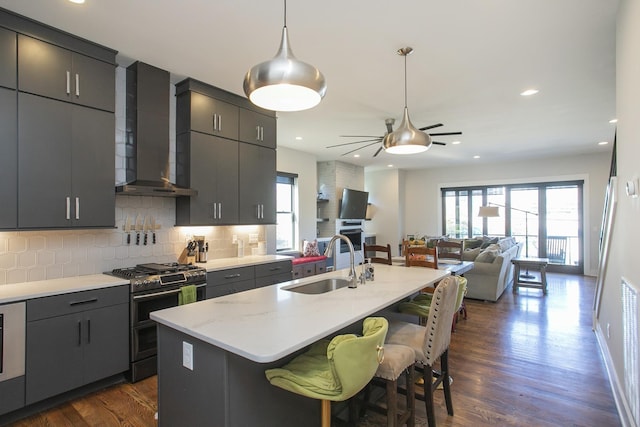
183 341 193 370
249 233 258 243
606 323 611 339
232 235 237 244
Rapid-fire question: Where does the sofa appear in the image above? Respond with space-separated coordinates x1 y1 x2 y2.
461 237 524 302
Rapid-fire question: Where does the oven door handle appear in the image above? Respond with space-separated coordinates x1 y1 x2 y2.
132 283 206 301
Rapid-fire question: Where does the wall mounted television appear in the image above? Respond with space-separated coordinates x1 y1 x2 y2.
339 188 369 219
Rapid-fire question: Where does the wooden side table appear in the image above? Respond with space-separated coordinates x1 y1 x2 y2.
511 257 549 294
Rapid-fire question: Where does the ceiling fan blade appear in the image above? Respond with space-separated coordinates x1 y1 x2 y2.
339 135 382 138
373 146 384 157
429 131 462 136
341 141 381 156
432 141 447 146
326 138 382 149
419 123 443 131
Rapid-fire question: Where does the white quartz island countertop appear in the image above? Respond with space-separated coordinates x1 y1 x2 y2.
150 264 450 363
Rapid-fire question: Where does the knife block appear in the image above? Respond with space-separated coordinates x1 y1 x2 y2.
178 248 196 265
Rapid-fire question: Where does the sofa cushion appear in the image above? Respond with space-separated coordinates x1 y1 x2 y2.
462 247 482 261
480 236 499 249
464 239 483 250
475 249 499 263
498 237 517 252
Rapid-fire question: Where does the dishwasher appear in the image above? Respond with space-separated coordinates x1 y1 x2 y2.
0 301 25 383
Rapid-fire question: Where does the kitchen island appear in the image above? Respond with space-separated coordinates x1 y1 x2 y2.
151 264 450 427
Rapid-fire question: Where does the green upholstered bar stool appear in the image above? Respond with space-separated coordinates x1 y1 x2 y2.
265 317 388 427
386 276 460 427
397 276 468 331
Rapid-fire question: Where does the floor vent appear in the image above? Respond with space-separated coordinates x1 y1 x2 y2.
622 277 639 425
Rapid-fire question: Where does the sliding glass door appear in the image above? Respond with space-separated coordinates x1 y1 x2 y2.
442 181 583 274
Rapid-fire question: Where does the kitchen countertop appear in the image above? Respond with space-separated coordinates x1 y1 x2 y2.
0 255 293 305
150 264 450 363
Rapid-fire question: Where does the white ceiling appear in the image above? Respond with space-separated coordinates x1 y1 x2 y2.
0 0 618 171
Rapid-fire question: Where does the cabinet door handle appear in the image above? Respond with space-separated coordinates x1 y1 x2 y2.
224 273 241 279
69 297 98 306
77 321 82 346
66 197 71 220
212 114 217 131
212 202 216 219
75 197 80 220
87 319 91 344
256 125 261 141
260 126 264 141
75 73 80 97
66 71 71 95
218 114 222 131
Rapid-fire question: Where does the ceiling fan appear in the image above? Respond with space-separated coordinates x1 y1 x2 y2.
326 118 462 157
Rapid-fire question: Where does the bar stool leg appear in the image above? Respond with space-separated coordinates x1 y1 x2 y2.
321 400 331 427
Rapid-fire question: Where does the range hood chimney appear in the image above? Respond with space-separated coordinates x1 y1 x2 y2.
116 62 197 197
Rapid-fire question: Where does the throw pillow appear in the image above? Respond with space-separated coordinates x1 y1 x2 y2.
480 236 499 249
464 239 483 250
498 237 516 252
475 249 499 263
302 239 321 257
462 247 481 261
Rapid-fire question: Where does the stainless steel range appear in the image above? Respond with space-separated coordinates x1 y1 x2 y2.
109 263 207 382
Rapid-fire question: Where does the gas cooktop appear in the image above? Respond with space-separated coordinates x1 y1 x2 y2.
109 262 206 293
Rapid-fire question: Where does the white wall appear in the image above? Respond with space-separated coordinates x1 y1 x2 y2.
396 151 610 275
596 2 640 425
364 169 404 256
276 146 317 249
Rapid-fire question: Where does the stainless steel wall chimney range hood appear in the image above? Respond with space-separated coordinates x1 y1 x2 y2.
116 62 197 197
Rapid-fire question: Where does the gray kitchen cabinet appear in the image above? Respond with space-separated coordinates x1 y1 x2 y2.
17 34 115 112
0 88 17 229
25 286 129 405
0 377 24 416
177 90 239 140
18 93 115 228
206 266 255 299
238 108 276 149
0 27 16 89
176 132 239 225
239 143 276 224
254 260 292 288
176 78 277 226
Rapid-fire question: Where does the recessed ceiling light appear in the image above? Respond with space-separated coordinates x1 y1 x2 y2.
68 0 85 3
520 89 539 96
353 154 360 158
473 155 480 159
598 141 609 145
295 136 302 140
452 141 461 145
387 164 393 168
609 119 618 124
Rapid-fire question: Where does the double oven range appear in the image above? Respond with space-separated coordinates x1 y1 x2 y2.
109 263 207 382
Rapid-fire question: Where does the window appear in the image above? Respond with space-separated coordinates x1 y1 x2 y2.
442 181 583 274
276 173 298 251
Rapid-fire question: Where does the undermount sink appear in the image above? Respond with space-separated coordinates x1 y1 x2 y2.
283 278 353 294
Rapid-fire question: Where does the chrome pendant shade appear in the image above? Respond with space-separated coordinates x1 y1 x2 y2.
382 47 431 154
243 1 326 112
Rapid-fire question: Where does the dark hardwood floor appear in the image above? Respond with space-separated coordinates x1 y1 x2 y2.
8 273 620 426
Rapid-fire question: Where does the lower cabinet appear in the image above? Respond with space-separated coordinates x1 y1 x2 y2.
25 286 129 405
206 261 292 298
292 259 327 279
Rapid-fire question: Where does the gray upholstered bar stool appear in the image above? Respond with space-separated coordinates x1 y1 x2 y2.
385 275 460 427
364 343 416 426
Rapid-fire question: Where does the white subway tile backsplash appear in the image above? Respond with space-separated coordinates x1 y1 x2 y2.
18 252 36 268
37 251 55 267
8 236 27 253
0 253 16 269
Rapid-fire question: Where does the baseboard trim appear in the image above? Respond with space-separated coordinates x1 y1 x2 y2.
595 323 637 427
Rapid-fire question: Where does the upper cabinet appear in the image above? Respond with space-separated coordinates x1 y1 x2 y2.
175 78 277 226
238 108 276 149
0 7 117 230
177 91 239 140
0 27 16 89
17 35 115 112
0 88 17 229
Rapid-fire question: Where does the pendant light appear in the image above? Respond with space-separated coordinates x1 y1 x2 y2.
382 47 432 154
243 0 327 112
